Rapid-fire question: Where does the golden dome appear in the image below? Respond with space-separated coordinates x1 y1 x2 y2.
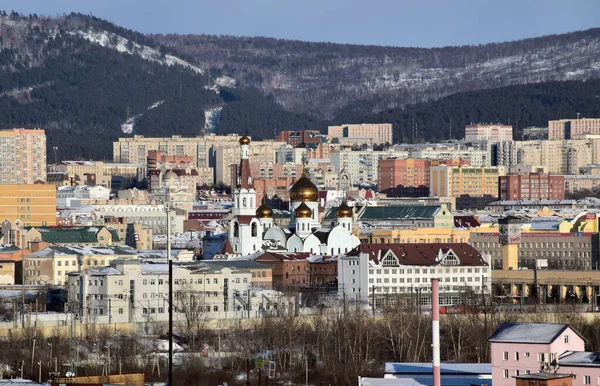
239 135 251 145
256 198 273 218
294 201 312 218
336 200 353 218
289 172 319 202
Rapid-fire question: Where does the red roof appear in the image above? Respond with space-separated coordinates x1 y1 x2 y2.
221 239 234 254
238 159 252 189
236 215 255 225
256 251 311 261
350 243 487 266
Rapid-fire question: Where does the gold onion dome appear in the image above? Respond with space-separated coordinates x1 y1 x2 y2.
294 201 312 218
336 200 353 218
256 198 273 218
239 135 251 145
289 172 319 202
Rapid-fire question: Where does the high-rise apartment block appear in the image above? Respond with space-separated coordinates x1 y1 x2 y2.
430 165 506 198
0 128 46 184
464 124 513 141
548 118 600 139
498 173 565 201
0 184 56 228
328 123 393 145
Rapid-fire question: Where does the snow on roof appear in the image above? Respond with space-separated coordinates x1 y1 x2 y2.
385 362 491 375
489 322 573 344
559 351 600 367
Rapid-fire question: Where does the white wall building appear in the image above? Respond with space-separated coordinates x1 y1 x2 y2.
93 204 185 235
67 259 289 323
338 243 490 308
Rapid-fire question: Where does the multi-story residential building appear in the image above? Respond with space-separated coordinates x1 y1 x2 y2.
0 128 46 184
24 245 139 285
499 173 566 201
56 185 111 207
47 161 146 190
328 123 393 145
0 184 56 228
490 323 585 386
146 150 194 169
355 226 471 245
548 118 600 140
338 243 490 306
276 130 323 146
104 217 153 250
522 126 549 140
430 165 506 198
216 140 281 186
412 148 490 167
67 258 281 322
470 215 599 270
331 149 398 186
94 204 186 235
465 124 513 141
564 175 600 194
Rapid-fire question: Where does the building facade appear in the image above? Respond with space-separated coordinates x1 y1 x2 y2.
465 124 513 141
430 165 506 198
0 184 56 227
548 118 600 140
328 123 393 145
499 174 566 201
0 128 46 184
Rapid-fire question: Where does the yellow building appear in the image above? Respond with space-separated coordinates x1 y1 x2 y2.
47 161 145 189
0 128 46 184
0 184 56 228
430 165 506 198
357 226 470 245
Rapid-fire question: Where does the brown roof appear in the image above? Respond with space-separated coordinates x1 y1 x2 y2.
349 243 487 266
221 239 234 254
236 215 255 225
256 251 311 261
238 158 252 189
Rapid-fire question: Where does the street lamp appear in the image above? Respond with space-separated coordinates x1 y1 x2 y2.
47 342 52 368
165 203 173 386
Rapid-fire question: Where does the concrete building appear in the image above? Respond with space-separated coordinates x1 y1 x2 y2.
489 323 585 386
340 243 490 308
94 204 185 235
215 140 280 186
470 214 599 270
499 174 565 201
104 217 153 250
56 185 111 207
430 165 506 198
465 124 513 141
412 148 490 167
328 123 393 145
0 245 26 285
48 161 146 190
0 128 46 184
0 184 56 227
549 118 600 140
356 226 471 245
24 245 139 285
331 149 398 186
564 175 600 194
67 258 282 323
348 203 454 229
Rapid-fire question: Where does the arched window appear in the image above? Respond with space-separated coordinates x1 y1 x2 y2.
251 222 257 237
233 222 239 237
243 198 247 207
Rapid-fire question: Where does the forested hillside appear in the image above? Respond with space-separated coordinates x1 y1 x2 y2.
155 29 600 119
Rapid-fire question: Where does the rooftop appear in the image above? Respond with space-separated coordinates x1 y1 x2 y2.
489 322 576 344
385 362 491 375
358 205 440 221
559 351 600 367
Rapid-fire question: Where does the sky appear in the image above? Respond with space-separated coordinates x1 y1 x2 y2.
1 0 599 47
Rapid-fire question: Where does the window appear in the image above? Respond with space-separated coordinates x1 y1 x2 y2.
584 376 591 385
565 335 570 344
503 370 509 378
525 370 530 375
213 306 218 312
515 352 519 361
524 352 530 358
503 352 508 361
515 370 519 376
118 308 123 314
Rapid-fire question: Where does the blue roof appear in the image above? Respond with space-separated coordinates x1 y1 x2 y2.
361 376 491 386
385 362 491 375
529 222 560 230
559 351 600 367
489 323 574 344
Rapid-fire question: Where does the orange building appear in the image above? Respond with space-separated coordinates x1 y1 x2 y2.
147 150 194 169
0 184 56 228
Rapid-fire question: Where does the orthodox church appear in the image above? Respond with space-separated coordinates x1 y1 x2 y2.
226 136 360 256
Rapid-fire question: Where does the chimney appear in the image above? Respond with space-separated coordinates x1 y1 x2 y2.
432 278 440 386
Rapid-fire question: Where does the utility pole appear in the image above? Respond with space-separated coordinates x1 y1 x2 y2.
31 338 36 373
166 203 173 386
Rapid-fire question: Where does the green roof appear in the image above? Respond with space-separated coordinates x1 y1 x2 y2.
31 226 116 244
109 229 120 242
324 206 339 220
358 205 440 220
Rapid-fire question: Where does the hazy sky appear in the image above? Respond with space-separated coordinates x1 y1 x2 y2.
1 0 599 47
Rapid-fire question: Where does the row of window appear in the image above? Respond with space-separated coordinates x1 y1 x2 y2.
370 276 481 284
369 267 487 275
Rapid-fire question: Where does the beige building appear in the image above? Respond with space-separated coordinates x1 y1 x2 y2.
548 118 600 140
0 128 46 184
24 245 139 285
328 123 393 145
430 165 506 198
113 134 242 168
0 184 56 228
216 140 281 185
464 124 513 141
564 175 600 194
47 161 145 189
104 217 153 250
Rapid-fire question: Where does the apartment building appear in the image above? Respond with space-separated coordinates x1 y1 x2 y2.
331 149 397 186
548 118 600 140
465 124 513 141
470 215 599 270
328 123 393 145
48 161 146 189
24 245 139 285
94 204 186 235
0 184 56 228
499 173 566 201
67 259 280 323
215 140 280 185
430 165 506 198
0 128 46 184
338 243 490 306
412 148 489 167
564 175 600 194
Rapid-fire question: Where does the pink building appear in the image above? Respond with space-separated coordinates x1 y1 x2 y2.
490 323 585 386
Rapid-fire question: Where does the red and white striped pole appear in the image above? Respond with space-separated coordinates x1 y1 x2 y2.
432 278 440 386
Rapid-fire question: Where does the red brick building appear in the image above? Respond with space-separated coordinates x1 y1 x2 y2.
254 252 310 286
498 173 565 201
